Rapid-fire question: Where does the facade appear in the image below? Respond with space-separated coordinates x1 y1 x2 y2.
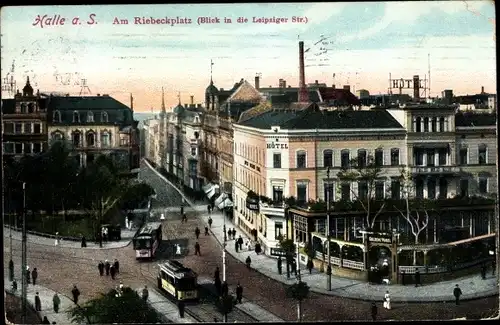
47 94 140 170
143 117 161 167
2 78 48 159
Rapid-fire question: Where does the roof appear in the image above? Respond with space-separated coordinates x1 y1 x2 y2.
205 80 219 94
1 98 49 114
237 106 404 130
269 90 321 105
455 112 496 127
228 79 262 102
317 87 361 105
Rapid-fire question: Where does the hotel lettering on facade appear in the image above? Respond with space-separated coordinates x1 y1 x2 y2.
233 102 497 279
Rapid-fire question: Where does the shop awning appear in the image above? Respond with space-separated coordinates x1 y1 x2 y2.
203 183 215 194
206 184 219 199
218 198 233 210
214 193 228 207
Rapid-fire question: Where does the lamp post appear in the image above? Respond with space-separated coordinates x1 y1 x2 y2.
21 182 27 325
326 167 332 291
220 179 228 323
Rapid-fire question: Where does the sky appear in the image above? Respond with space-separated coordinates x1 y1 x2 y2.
0 1 496 112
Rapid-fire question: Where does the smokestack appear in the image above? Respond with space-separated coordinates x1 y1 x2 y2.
481 86 484 94
413 75 420 101
255 75 260 89
343 85 350 92
130 93 134 111
298 41 309 102
190 95 194 105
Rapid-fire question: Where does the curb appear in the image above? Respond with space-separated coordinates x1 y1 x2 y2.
142 160 500 304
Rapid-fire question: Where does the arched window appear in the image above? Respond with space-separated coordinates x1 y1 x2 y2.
423 117 429 132
53 111 61 122
439 117 445 132
101 131 111 147
101 111 109 122
296 150 307 168
341 149 350 168
87 111 94 122
72 131 82 147
86 131 96 147
357 149 367 168
431 117 437 132
51 132 63 142
323 149 333 167
415 116 422 132
73 111 80 123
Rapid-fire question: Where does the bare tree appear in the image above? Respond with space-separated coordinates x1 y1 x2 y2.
393 168 429 265
336 152 386 230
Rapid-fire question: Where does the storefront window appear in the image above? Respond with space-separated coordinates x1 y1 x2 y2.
275 222 283 239
293 215 308 243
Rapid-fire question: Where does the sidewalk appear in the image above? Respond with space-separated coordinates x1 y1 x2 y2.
3 226 136 249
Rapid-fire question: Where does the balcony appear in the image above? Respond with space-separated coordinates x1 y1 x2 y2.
260 202 285 217
412 166 460 175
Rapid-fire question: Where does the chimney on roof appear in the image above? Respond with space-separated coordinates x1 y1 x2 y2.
413 75 420 101
97 93 100 96
481 86 484 94
254 75 260 90
279 79 286 89
332 84 336 89
343 85 350 92
298 41 309 102
190 95 194 105
315 80 318 84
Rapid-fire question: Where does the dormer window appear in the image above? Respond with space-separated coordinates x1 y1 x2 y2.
87 111 94 122
102 111 109 122
53 111 61 122
73 111 80 123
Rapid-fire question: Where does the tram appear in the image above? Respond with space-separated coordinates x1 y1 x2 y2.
157 260 199 301
133 222 163 259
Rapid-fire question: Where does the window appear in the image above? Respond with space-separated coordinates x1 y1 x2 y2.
28 103 34 113
391 179 401 199
52 132 63 141
315 219 326 234
459 148 468 165
86 132 96 147
101 111 108 122
390 148 399 166
415 148 424 166
324 182 334 203
415 178 424 198
439 117 445 132
273 153 281 168
460 179 469 197
274 222 283 240
341 150 350 168
427 178 436 199
374 149 383 166
427 149 435 167
3 143 14 153
438 148 447 165
431 117 437 132
33 123 41 134
358 181 368 201
24 143 32 154
72 132 81 147
101 132 111 147
415 117 422 132
15 143 23 154
33 143 42 153
87 111 94 122
375 181 384 200
357 149 367 168
439 178 448 199
296 151 306 168
479 178 488 194
323 150 333 167
15 123 23 134
191 147 196 156
53 111 61 122
423 117 429 132
25 123 32 134
4 123 14 133
478 144 487 164
296 183 307 202
341 183 350 201
20 103 27 113
273 186 283 203
73 111 80 123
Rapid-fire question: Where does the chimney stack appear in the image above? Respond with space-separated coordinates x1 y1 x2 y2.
332 84 336 89
343 85 350 92
255 75 260 89
481 86 484 94
190 95 194 105
413 75 420 101
298 41 309 102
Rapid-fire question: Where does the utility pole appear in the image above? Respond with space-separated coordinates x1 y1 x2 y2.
326 167 332 291
221 180 228 323
21 182 27 324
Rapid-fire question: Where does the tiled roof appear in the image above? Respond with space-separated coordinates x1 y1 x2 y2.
237 102 272 123
228 80 262 102
238 107 404 130
317 87 361 105
455 112 496 127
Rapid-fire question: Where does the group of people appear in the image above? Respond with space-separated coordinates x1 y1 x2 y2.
213 267 244 304
97 259 120 280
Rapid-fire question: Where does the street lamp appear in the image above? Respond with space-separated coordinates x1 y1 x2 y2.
220 179 228 323
21 181 27 325
326 167 332 291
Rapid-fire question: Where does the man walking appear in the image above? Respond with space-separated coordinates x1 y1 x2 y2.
415 269 421 287
26 266 31 284
114 259 120 274
307 259 314 274
205 226 209 236
481 264 487 280
208 217 213 228
105 260 111 276
207 205 211 215
453 284 462 305
195 227 201 239
72 285 81 305
246 256 252 269
371 302 377 321
98 261 104 276
32 267 38 285
34 292 42 311
194 242 201 256
236 282 243 304
110 264 116 280
232 228 236 240
142 285 149 301
238 236 243 250
52 293 61 313
214 267 220 281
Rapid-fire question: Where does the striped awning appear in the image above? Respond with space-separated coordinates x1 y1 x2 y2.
207 185 219 199
214 193 228 207
203 183 215 194
218 198 233 210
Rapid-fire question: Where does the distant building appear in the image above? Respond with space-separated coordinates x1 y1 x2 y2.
355 89 370 99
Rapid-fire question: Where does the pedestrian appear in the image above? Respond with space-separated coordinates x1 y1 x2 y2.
182 213 187 223
205 226 209 236
235 240 239 253
208 217 213 228
221 281 229 297
110 265 116 280
52 293 61 313
383 291 391 310
26 266 31 284
453 284 462 305
178 300 185 318
35 292 42 311
246 256 252 269
371 302 377 321
277 257 282 274
232 229 236 240
238 236 243 250
72 285 80 305
195 242 201 256
236 282 243 304
114 259 120 274
415 269 421 287
9 259 14 282
207 205 211 215
54 232 60 246
105 260 111 276
227 228 231 241
214 266 220 281
214 277 222 295
42 316 50 324
32 267 38 285
142 285 149 301
195 227 201 239
12 279 17 292
98 261 104 276
81 236 87 248
307 259 313 274
255 242 262 254
401 270 406 286
481 264 487 280
180 206 184 217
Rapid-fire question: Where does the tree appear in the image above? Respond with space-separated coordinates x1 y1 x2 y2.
121 182 155 210
279 238 296 279
67 287 161 324
393 168 430 265
336 152 387 230
285 281 310 322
